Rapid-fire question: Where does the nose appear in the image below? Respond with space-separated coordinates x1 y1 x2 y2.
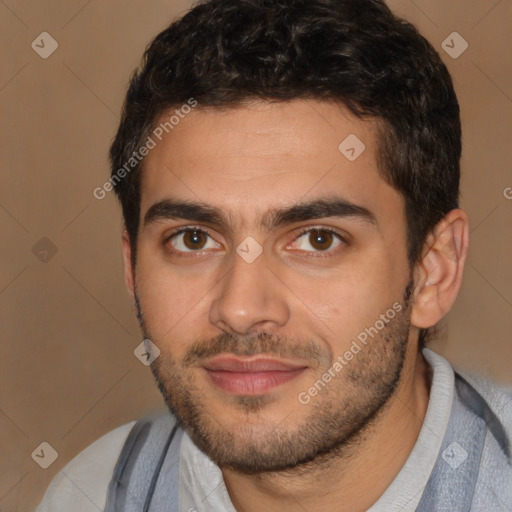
209 248 290 335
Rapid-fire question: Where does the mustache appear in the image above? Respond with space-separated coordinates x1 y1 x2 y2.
182 331 331 368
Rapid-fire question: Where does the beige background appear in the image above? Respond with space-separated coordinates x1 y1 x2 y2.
1 1 511 510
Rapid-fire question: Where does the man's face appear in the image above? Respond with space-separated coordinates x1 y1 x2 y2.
131 100 416 473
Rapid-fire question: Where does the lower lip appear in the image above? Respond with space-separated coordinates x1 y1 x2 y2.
204 368 306 395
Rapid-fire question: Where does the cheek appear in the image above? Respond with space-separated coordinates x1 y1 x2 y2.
135 261 212 344
295 261 403 348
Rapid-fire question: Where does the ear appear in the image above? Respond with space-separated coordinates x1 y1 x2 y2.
121 229 136 303
410 209 469 329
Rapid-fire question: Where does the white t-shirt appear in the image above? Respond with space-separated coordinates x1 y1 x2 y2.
34 349 456 512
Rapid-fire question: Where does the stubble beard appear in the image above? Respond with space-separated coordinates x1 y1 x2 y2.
135 282 413 475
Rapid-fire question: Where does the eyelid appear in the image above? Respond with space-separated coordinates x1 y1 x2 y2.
287 226 348 255
163 225 221 254
295 226 348 242
164 225 216 241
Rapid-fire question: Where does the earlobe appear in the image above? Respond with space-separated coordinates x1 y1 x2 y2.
121 230 136 302
410 209 469 329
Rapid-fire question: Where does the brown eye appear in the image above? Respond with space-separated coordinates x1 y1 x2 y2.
183 230 207 250
291 228 344 253
308 230 334 251
168 229 219 253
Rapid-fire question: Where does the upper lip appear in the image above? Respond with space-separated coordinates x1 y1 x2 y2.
202 355 307 373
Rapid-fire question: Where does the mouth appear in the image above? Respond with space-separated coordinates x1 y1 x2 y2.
202 355 308 395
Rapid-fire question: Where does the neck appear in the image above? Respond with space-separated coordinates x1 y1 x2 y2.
221 350 431 512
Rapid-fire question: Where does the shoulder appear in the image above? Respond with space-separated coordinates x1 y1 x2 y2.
455 364 512 448
420 350 512 506
34 420 136 512
423 348 512 441
454 368 512 505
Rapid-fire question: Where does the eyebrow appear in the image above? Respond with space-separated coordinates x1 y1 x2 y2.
143 196 377 233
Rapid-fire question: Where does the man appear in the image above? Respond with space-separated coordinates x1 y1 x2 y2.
36 0 512 511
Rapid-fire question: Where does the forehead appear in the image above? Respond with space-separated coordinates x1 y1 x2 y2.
139 100 403 230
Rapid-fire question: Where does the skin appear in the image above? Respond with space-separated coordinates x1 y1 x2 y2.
121 100 469 511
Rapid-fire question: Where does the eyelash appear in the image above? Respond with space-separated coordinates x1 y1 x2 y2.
163 226 348 257
292 227 347 257
164 226 215 248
